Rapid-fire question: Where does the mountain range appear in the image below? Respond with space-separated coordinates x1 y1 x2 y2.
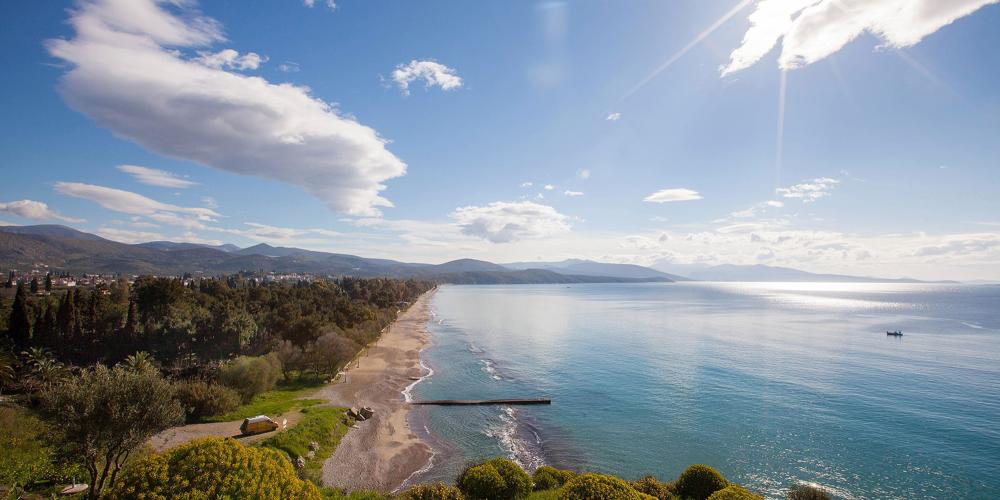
0 225 953 284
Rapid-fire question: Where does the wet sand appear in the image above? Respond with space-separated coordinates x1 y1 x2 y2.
318 289 435 492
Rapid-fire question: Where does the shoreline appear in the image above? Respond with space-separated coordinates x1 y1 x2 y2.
318 289 437 492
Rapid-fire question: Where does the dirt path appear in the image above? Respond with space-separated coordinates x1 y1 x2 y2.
149 410 305 452
318 290 435 493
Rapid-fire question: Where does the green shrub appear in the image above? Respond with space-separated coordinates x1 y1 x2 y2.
787 484 832 500
533 466 576 491
174 379 241 421
458 458 531 500
107 437 321 499
708 484 763 500
674 464 729 500
399 482 464 499
631 475 672 499
218 353 282 401
558 473 654 500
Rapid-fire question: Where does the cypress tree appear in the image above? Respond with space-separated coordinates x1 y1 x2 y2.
9 282 33 347
124 299 139 340
44 304 58 347
4 271 13 289
71 289 83 337
57 290 78 338
45 273 53 292
30 277 39 294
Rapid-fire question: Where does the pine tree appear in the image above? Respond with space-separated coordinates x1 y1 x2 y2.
9 282 33 348
45 273 53 292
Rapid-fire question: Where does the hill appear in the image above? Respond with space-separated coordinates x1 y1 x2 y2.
503 259 687 280
680 264 952 283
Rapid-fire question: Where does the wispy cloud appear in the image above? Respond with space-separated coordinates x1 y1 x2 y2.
303 0 336 10
520 181 534 188
578 169 591 180
54 182 218 229
192 49 266 70
564 190 584 197
118 165 198 188
0 199 84 223
391 60 463 96
644 188 703 203
775 177 839 202
47 0 405 216
543 184 555 191
606 112 621 121
722 0 1000 75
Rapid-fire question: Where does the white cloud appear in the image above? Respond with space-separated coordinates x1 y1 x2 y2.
722 0 999 75
564 190 584 197
47 0 406 216
606 112 621 121
731 199 785 218
644 188 703 203
303 0 336 10
193 48 266 70
391 60 463 96
776 177 840 202
54 182 219 229
118 164 198 188
520 181 534 188
578 169 591 180
0 199 85 223
451 201 572 243
278 61 300 73
543 184 555 191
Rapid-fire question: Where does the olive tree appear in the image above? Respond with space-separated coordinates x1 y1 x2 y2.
40 364 183 498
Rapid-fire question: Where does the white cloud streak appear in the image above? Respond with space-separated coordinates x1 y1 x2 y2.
47 0 406 216
193 48 266 70
54 182 219 229
118 164 198 188
775 177 840 202
722 0 1000 74
450 201 572 243
644 188 703 203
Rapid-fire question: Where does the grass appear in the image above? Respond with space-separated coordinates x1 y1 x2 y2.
260 406 354 482
202 379 325 423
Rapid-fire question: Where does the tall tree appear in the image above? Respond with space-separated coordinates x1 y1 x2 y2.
8 282 33 348
57 290 78 339
30 277 39 294
44 272 53 292
4 270 13 289
123 299 139 340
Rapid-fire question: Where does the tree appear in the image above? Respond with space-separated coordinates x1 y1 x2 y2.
106 438 322 499
57 290 78 338
39 364 184 498
9 282 33 348
44 273 52 292
118 351 158 375
218 354 282 401
0 349 15 396
533 466 576 491
787 484 832 500
20 347 69 392
674 465 729 500
123 299 138 340
631 475 672 499
707 485 763 500
5 270 13 289
29 277 39 294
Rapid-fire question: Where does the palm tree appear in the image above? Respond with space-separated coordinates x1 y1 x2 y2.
20 347 69 391
120 351 158 375
0 349 16 396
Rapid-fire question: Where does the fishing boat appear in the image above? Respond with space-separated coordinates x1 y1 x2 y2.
886 330 903 336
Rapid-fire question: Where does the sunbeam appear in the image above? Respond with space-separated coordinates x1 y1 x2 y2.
775 69 788 189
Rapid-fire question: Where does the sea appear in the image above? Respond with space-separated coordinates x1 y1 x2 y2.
404 282 1000 499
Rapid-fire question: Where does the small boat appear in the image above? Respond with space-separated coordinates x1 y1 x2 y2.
886 330 903 336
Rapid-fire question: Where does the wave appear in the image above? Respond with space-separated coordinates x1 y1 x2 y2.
402 349 434 403
480 358 503 380
961 321 984 329
485 406 546 472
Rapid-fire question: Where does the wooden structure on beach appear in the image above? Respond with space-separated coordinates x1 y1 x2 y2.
409 398 551 406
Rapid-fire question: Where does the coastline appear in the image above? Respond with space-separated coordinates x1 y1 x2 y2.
318 288 437 492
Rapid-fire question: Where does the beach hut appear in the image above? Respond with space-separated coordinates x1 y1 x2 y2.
240 415 279 435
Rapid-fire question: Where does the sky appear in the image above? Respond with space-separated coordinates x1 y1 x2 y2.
1 0 999 281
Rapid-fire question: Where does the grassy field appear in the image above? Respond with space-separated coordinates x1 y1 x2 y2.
261 406 354 482
202 380 325 423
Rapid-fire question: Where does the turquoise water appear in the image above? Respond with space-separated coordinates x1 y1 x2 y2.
406 283 1000 499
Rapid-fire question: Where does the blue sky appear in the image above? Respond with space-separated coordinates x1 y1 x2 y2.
1 0 998 280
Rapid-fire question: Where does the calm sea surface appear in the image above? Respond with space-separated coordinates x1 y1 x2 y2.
405 283 1000 499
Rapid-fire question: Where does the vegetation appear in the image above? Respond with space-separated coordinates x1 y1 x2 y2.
38 364 183 498
398 483 464 500
218 352 283 401
0 406 69 490
106 437 322 499
786 484 832 500
458 457 532 500
202 378 325 422
673 464 730 500
173 379 241 422
261 406 353 480
631 475 673 499
558 473 654 500
533 465 576 491
707 485 763 500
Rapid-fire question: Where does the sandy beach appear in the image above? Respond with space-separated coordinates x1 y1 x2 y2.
318 289 435 492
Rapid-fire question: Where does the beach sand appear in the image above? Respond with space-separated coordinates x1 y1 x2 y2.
318 289 435 493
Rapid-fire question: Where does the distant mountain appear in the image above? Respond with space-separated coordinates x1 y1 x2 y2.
0 225 673 285
504 259 688 281
682 264 952 283
0 224 107 241
136 241 240 252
